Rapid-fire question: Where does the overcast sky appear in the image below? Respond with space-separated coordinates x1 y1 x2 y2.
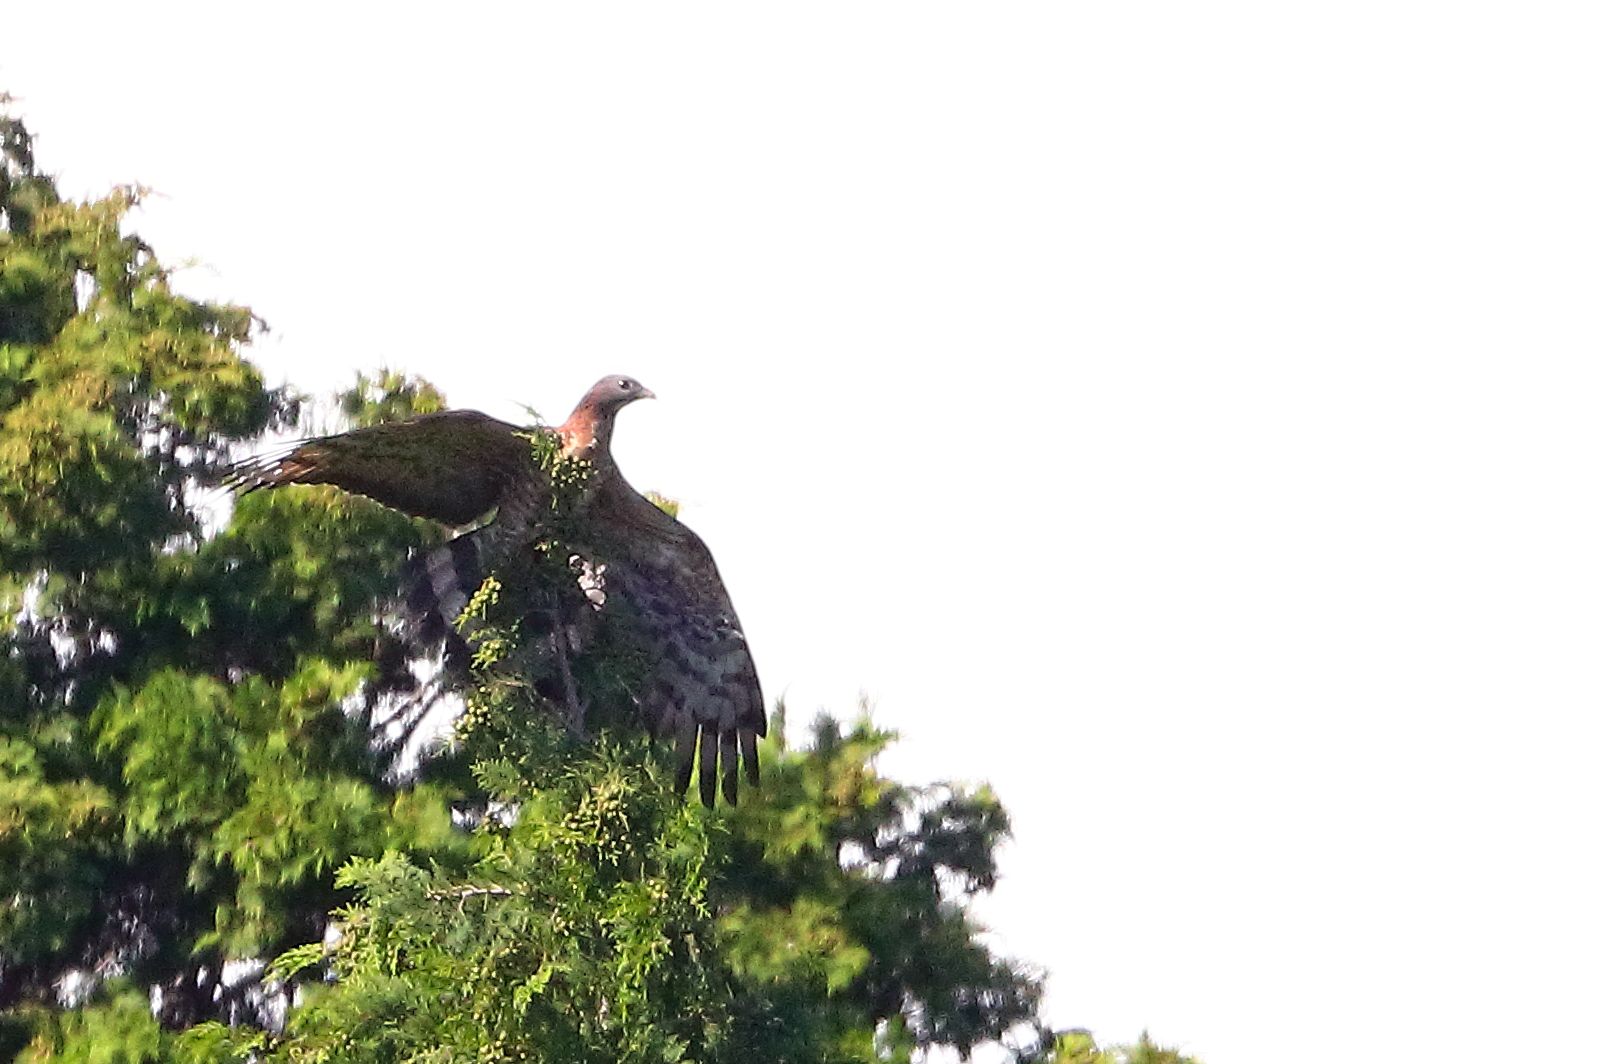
6 3 1599 1061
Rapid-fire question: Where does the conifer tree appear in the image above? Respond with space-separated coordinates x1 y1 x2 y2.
0 102 463 1055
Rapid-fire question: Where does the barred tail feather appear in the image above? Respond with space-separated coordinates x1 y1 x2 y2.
404 533 488 644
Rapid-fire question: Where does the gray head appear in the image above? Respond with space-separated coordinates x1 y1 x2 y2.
579 374 655 413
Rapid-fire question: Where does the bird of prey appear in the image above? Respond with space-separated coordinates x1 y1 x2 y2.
224 376 765 805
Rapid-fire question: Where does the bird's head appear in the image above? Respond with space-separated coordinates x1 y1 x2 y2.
582 374 656 412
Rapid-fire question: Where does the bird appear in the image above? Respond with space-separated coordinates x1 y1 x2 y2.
223 375 765 806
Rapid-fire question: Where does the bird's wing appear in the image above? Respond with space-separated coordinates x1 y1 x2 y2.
596 489 767 806
224 411 543 527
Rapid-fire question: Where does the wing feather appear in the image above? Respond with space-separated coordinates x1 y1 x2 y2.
719 729 739 805
673 716 698 795
697 727 718 807
597 488 766 807
225 411 542 526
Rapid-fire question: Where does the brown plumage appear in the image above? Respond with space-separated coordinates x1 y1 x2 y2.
225 375 765 805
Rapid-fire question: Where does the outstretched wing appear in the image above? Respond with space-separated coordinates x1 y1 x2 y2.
225 411 540 526
226 411 766 807
597 489 767 806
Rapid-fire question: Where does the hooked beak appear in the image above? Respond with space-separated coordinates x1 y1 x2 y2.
638 387 656 401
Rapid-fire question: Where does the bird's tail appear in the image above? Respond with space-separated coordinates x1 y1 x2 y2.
403 532 489 648
399 533 600 737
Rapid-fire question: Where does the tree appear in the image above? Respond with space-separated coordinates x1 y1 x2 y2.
1 101 1191 1063
204 705 1046 1063
0 101 465 1055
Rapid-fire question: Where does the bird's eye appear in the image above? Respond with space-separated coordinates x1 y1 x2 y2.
618 379 632 390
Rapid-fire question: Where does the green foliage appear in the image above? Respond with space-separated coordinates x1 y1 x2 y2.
0 103 463 1042
715 714 1041 1060
226 691 1042 1062
1040 1030 1203 1064
18 984 172 1063
254 747 725 1063
92 661 459 955
644 491 681 519
182 624 727 1063
332 370 444 434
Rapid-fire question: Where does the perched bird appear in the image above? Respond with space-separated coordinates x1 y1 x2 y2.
224 376 765 805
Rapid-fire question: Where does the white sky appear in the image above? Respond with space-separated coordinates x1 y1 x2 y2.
6 3 1600 1061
